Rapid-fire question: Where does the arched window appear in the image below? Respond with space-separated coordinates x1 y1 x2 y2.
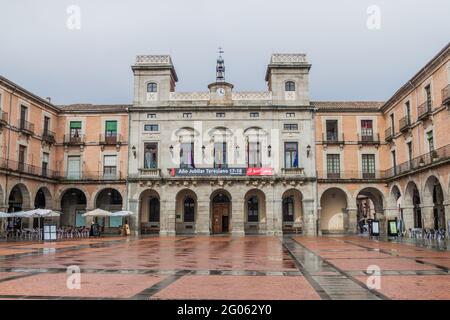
147 82 158 93
184 197 195 222
282 196 295 222
285 81 296 92
247 196 259 222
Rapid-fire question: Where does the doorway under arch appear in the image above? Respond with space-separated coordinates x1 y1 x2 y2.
320 188 347 234
211 191 231 234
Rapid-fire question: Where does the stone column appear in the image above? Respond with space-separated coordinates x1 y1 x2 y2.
316 207 322 236
347 207 358 234
160 198 176 236
231 199 245 236
196 200 210 235
302 199 316 236
444 202 450 230
128 199 139 236
377 211 387 236
402 206 415 232
265 196 275 236
420 204 435 229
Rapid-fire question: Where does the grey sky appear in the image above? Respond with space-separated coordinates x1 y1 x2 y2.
0 0 449 105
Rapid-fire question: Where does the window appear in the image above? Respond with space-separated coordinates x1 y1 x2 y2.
67 156 81 179
326 120 338 141
247 196 259 222
361 120 373 141
144 143 158 169
216 112 225 118
180 142 195 168
425 84 432 109
20 105 28 128
250 112 259 118
247 141 262 168
149 198 160 222
42 152 49 176
391 150 397 174
147 113 156 119
103 155 117 178
407 141 413 165
183 197 195 222
286 112 295 118
362 154 376 179
282 196 294 222
147 82 158 93
70 121 82 137
284 142 298 168
144 124 159 132
284 123 298 131
105 120 118 143
18 145 26 171
427 131 434 152
183 113 192 119
326 154 340 178
390 114 395 133
285 81 296 91
43 116 50 134
214 142 227 168
405 101 411 123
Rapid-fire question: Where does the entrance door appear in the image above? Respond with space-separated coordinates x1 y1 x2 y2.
212 203 230 234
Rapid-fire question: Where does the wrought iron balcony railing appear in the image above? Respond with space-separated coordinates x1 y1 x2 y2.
384 127 393 142
417 100 433 120
56 170 123 181
317 171 386 180
442 84 450 106
357 133 380 145
0 158 58 178
63 134 85 145
0 111 8 125
19 119 34 135
399 116 411 132
99 133 122 145
322 132 345 145
42 129 56 143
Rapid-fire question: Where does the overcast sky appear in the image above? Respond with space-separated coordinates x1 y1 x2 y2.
0 0 449 105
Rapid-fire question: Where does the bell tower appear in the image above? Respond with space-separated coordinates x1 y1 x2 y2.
209 47 233 105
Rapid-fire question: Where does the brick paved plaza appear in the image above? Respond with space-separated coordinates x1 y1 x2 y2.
0 235 449 300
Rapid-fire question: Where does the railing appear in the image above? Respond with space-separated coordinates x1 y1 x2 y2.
385 127 393 141
322 132 344 144
64 134 85 145
383 144 450 179
442 84 450 105
417 100 432 120
169 92 210 101
137 168 161 177
399 116 411 132
42 129 56 143
317 170 387 180
281 168 304 176
56 170 123 180
232 92 272 101
0 157 58 178
0 111 8 124
99 133 122 145
20 119 34 134
357 133 380 144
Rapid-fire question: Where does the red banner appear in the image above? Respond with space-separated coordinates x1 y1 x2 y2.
246 168 273 176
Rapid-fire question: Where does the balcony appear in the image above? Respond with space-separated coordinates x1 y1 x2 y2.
399 116 411 133
417 100 433 120
383 143 450 179
138 168 161 178
281 167 305 176
42 129 56 144
357 133 380 145
322 132 345 145
317 171 385 180
19 119 34 135
57 170 123 181
384 127 393 142
0 158 57 179
99 133 122 145
0 111 8 127
64 134 85 145
442 84 450 106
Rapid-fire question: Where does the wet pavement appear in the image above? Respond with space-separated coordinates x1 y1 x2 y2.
0 235 449 300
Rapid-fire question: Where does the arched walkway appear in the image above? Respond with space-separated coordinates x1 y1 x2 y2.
175 189 198 234
60 188 87 227
34 187 52 209
282 189 303 233
423 176 446 229
210 189 232 234
405 181 422 228
244 189 266 234
139 189 160 234
8 184 31 212
320 188 347 234
95 188 123 230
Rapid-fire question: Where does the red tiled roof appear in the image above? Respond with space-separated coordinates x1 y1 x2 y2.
59 104 130 112
312 101 384 111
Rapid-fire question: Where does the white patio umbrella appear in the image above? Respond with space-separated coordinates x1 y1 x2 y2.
111 210 135 217
0 212 11 218
82 208 112 217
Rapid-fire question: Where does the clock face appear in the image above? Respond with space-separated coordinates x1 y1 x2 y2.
216 87 225 96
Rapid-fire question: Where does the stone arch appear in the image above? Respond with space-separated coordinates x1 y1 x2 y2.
210 189 232 234
94 188 123 211
404 181 422 229
388 184 402 209
355 186 385 215
0 184 4 208
8 183 31 212
281 189 303 232
60 188 87 227
423 175 446 229
34 186 53 209
320 187 347 234
175 188 198 234
57 185 90 210
139 189 161 234
244 189 266 234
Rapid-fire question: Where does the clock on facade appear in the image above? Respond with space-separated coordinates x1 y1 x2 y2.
216 87 225 96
